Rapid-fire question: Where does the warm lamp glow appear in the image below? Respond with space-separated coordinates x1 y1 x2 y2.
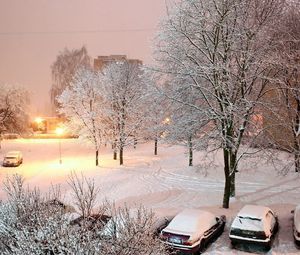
55 127 64 136
35 117 43 124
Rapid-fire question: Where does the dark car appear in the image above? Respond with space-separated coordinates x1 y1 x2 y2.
229 205 278 250
159 209 226 254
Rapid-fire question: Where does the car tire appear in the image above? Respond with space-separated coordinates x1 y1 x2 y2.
231 240 237 248
264 241 272 251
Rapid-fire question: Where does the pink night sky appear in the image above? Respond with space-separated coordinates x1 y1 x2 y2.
0 0 166 115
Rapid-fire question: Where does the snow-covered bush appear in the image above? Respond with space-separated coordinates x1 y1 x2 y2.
0 175 168 254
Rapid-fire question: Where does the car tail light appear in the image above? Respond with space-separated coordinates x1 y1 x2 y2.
182 240 193 246
160 232 168 241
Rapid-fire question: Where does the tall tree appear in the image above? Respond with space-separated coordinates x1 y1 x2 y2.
51 46 91 114
57 68 107 166
102 60 148 165
154 0 283 208
0 83 29 145
141 74 169 156
267 2 300 172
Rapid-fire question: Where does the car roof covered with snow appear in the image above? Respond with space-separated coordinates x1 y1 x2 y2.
237 205 271 220
162 209 217 238
294 205 300 232
5 151 22 157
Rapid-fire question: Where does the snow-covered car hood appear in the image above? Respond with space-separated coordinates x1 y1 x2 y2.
294 205 300 232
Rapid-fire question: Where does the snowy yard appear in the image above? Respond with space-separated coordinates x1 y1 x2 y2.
0 138 299 254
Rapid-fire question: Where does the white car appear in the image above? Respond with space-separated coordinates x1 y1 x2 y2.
2 151 23 167
293 205 300 245
229 205 278 250
159 209 226 254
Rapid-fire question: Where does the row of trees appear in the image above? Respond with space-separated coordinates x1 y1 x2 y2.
57 61 167 166
51 0 299 209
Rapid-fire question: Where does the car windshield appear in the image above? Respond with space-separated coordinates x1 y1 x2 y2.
233 215 264 232
5 156 17 159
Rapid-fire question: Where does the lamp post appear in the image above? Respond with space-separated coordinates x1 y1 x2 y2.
55 127 64 164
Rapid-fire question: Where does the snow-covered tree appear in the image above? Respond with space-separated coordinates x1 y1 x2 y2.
0 83 29 145
0 175 169 255
163 79 208 166
57 68 107 166
51 46 91 114
101 60 149 165
140 73 170 156
266 1 300 172
154 0 284 208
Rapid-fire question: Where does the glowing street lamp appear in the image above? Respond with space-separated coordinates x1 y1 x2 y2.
55 127 64 164
35 117 43 124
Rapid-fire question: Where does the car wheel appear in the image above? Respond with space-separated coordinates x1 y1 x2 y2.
199 239 206 253
231 240 237 248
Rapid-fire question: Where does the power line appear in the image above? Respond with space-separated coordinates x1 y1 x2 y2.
0 28 157 36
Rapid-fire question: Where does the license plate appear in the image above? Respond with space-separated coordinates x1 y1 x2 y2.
169 237 182 244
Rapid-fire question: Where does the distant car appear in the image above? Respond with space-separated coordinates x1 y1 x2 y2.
2 151 23 167
159 209 226 254
293 205 300 245
229 205 278 250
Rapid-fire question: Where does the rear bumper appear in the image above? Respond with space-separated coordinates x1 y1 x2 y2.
165 242 200 253
230 235 270 245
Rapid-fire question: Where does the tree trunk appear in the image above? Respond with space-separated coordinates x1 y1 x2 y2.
230 151 237 197
154 138 158 155
134 137 137 149
188 136 193 166
96 150 99 166
223 148 231 209
119 146 123 165
294 140 300 172
113 140 117 160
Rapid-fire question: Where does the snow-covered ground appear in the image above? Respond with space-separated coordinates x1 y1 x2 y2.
0 138 299 254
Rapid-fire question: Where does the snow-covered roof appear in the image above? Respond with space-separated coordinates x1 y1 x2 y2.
5 151 21 156
237 205 270 220
162 209 217 239
294 205 300 232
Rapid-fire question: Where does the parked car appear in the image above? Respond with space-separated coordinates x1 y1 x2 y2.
229 205 278 250
2 151 23 167
159 209 226 254
293 205 300 245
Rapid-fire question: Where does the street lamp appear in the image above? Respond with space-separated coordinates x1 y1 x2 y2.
55 127 64 164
